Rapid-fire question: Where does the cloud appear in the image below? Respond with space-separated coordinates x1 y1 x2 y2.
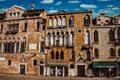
49 10 58 13
0 0 5 1
68 0 80 3
107 5 113 7
97 0 110 1
112 7 119 10
40 0 53 4
56 1 62 5
0 8 7 12
80 4 97 9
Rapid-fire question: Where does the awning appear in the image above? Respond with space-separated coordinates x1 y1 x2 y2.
93 62 117 68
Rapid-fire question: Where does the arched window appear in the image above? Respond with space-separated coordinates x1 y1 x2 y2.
69 16 74 27
70 64 74 69
110 48 116 57
85 30 90 45
56 51 59 59
109 29 115 41
53 17 57 28
58 16 62 27
94 30 99 42
70 50 75 61
61 32 64 46
118 48 120 57
62 16 67 27
60 51 64 59
47 33 51 46
84 14 90 26
117 28 120 40
66 32 69 46
71 31 74 46
51 50 54 59
87 50 91 61
94 48 99 58
69 31 74 46
56 32 60 47
49 17 53 27
52 32 55 46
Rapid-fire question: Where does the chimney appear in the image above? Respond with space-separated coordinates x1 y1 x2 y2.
31 4 34 10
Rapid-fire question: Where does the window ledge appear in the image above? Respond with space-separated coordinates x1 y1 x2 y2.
108 56 116 59
22 30 27 32
92 42 99 44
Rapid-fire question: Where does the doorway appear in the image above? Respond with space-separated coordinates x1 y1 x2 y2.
20 64 25 74
77 65 85 77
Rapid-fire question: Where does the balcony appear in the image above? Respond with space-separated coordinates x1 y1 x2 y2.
81 44 92 50
47 26 66 29
6 28 18 34
6 24 19 34
66 44 74 48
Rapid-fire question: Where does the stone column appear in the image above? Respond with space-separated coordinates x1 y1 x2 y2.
63 67 65 77
55 67 58 76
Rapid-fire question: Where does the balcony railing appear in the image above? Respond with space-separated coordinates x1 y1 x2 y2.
81 44 93 50
47 26 67 29
6 29 18 34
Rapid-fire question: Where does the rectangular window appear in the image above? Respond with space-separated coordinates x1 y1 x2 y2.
36 22 40 30
16 42 19 53
8 60 11 65
7 24 19 34
40 42 45 52
20 42 26 53
23 23 27 32
40 66 44 75
0 25 3 33
33 59 37 66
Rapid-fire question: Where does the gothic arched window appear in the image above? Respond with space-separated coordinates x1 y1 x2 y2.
58 16 62 27
94 30 99 42
56 32 60 47
53 17 57 28
66 32 69 46
69 16 74 27
110 48 116 57
47 33 51 46
109 29 115 41
56 51 59 59
61 32 64 46
84 14 90 26
70 50 75 61
70 31 74 46
117 28 120 40
51 50 54 59
62 16 67 27
49 17 53 27
85 30 90 45
60 51 64 59
94 48 99 58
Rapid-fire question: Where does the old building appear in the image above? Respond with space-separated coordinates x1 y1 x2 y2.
45 10 93 77
96 13 111 25
0 5 47 75
92 13 120 77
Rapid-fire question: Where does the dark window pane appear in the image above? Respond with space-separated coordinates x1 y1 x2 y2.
40 42 45 52
8 60 11 65
33 59 37 66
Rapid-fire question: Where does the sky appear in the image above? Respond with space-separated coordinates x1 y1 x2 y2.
0 0 120 18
